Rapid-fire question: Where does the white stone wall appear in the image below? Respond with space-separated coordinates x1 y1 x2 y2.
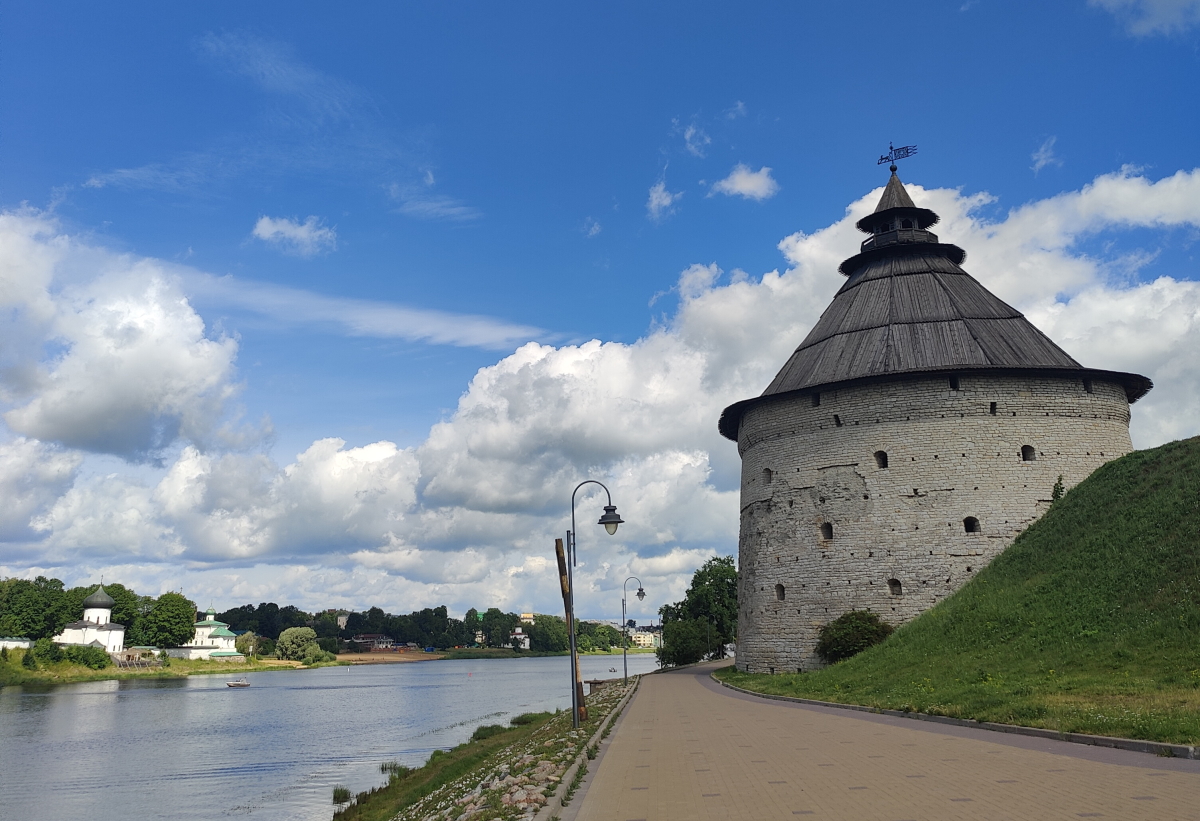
734 373 1133 674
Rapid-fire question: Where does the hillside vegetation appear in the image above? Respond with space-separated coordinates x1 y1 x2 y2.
717 436 1200 744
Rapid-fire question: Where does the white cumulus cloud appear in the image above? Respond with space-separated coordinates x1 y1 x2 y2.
252 215 337 257
1091 0 1200 34
646 179 683 222
4 167 1200 619
710 164 780 201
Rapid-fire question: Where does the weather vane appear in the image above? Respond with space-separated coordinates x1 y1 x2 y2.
878 142 918 167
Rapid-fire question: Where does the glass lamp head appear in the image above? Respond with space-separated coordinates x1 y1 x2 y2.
598 505 624 535
636 587 646 601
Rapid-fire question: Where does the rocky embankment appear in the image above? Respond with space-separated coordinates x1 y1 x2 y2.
397 680 633 821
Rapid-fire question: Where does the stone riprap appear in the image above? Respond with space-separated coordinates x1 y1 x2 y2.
384 680 632 821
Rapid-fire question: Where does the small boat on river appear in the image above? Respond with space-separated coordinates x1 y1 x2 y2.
225 678 250 688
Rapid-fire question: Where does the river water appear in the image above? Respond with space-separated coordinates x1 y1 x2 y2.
0 654 661 821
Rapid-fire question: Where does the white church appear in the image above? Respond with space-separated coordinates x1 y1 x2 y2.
53 585 126 653
166 607 245 661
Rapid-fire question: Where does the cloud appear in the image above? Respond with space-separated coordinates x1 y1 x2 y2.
710 164 780 201
195 31 361 122
582 217 602 238
724 101 747 120
388 183 482 222
1090 0 1200 33
683 124 711 158
646 179 683 222
1031 136 1063 175
5 168 1200 620
187 273 542 350
252 215 337 256
0 439 81 541
0 214 243 461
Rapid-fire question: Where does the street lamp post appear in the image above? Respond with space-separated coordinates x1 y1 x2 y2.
565 480 624 729
621 576 645 684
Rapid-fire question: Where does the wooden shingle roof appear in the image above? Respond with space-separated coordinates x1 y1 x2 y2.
718 172 1152 441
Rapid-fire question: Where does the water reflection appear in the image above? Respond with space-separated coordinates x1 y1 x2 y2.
0 653 662 821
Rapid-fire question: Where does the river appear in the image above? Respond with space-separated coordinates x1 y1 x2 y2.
0 653 662 821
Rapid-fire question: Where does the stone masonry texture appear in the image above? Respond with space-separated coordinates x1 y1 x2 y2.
735 372 1133 673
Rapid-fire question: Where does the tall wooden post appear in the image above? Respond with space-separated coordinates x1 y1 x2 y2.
555 538 587 723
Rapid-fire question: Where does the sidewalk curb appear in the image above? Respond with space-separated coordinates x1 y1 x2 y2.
534 678 640 821
714 674 1198 760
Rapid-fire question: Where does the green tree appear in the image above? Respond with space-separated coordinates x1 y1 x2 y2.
657 556 738 666
0 576 73 640
276 626 320 660
21 648 36 669
527 614 569 652
657 618 712 667
480 608 518 648
33 637 62 663
141 593 197 647
235 631 259 658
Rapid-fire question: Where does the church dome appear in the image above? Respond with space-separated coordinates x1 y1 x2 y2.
718 168 1152 441
82 585 115 609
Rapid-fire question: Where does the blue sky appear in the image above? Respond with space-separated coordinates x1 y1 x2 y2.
1 1 1198 619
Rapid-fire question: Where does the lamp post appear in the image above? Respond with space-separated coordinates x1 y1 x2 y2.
621 576 645 684
565 480 624 729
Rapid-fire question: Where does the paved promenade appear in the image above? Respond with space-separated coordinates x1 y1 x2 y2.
572 662 1198 821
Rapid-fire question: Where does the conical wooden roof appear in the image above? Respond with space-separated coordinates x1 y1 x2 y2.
718 172 1152 441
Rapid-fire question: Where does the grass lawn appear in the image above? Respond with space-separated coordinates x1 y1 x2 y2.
0 652 306 687
716 436 1200 745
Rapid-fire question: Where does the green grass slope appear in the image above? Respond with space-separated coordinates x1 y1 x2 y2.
717 436 1200 743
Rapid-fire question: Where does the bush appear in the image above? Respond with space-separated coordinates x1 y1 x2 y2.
317 636 339 654
64 645 110 669
470 724 510 742
509 711 551 726
1 646 8 662
158 649 171 668
33 637 63 664
332 785 350 804
21 648 36 669
277 626 320 660
814 610 894 664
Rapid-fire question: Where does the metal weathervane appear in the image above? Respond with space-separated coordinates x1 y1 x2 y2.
878 142 918 166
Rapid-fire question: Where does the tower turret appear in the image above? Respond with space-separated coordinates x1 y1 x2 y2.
720 169 1151 674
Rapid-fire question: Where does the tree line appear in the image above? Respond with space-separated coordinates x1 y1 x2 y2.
0 576 197 647
219 602 625 653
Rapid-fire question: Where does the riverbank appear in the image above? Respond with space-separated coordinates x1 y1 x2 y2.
333 678 635 821
0 649 323 687
439 647 657 661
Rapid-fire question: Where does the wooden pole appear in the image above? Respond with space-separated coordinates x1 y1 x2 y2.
555 538 587 723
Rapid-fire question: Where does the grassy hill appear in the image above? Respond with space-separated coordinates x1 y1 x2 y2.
716 436 1200 744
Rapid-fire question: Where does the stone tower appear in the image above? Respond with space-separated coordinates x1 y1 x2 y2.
718 168 1152 674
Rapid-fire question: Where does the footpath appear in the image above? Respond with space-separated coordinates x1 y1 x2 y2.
571 661 1198 821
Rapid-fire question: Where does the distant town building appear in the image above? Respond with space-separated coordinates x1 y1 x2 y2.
509 626 531 650
0 637 33 650
167 608 244 661
53 585 125 653
629 631 660 649
350 634 395 651
519 613 535 625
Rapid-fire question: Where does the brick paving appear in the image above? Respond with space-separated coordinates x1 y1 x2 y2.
573 662 1199 821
